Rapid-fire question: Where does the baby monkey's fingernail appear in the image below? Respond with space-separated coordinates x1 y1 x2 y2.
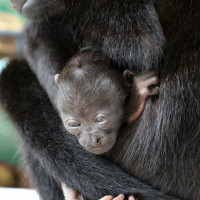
128 195 135 200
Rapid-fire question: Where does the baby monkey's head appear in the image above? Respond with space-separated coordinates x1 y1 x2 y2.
55 51 129 154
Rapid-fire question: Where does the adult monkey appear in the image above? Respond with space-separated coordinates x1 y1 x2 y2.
1 0 200 200
0 9 174 200
0 25 174 200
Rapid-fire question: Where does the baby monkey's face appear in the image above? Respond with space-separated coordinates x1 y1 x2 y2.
60 105 123 154
54 55 127 154
55 72 125 154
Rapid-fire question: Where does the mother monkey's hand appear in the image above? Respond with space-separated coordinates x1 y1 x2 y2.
100 194 135 200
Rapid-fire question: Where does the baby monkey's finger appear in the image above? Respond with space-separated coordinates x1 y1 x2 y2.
148 86 159 96
113 194 125 200
145 76 159 88
100 195 114 200
128 195 136 200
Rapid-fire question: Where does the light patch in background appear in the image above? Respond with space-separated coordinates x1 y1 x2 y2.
0 188 40 200
0 58 10 74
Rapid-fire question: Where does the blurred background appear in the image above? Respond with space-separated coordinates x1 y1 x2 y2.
0 0 30 189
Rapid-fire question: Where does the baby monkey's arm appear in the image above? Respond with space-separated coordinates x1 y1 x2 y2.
61 182 83 200
124 71 159 124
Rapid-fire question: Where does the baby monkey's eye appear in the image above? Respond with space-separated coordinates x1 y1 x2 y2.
67 120 81 128
95 116 107 124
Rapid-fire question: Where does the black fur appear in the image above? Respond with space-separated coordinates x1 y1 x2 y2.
1 0 200 200
23 22 79 104
0 60 175 200
13 0 165 70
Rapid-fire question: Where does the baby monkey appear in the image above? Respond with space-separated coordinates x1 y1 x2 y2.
55 50 159 200
55 50 159 155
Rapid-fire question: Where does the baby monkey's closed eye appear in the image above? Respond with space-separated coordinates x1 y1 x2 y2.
67 120 81 128
94 115 107 124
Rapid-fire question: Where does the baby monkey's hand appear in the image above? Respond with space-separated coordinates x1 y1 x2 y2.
61 182 83 200
123 70 159 124
100 194 135 200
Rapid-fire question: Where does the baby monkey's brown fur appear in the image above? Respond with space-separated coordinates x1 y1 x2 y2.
55 50 159 155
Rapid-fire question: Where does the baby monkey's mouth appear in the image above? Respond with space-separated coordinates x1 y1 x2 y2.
88 147 109 155
86 139 116 155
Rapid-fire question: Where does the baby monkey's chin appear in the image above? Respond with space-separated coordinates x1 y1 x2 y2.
86 143 116 155
81 134 117 154
87 147 112 155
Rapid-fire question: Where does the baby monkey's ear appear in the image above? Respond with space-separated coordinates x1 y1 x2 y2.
54 74 60 85
123 70 133 87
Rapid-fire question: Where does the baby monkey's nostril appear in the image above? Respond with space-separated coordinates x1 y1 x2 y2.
96 138 101 145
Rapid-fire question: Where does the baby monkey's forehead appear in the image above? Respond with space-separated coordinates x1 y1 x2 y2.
57 66 127 116
63 73 124 96
59 88 123 117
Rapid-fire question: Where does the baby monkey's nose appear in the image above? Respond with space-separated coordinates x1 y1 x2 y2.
79 135 103 149
92 136 101 146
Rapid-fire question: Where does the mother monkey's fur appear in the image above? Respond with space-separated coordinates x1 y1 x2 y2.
1 0 200 200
